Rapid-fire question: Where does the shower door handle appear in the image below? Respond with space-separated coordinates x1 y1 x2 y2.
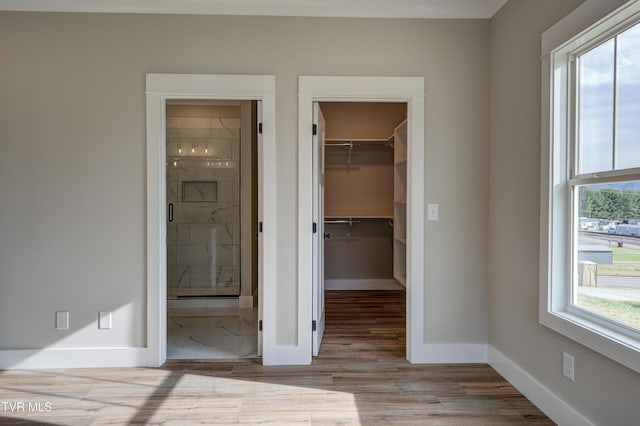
168 203 174 223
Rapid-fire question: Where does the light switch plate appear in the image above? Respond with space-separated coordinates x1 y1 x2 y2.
427 203 439 221
99 311 112 329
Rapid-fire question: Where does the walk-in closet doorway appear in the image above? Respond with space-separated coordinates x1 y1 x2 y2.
313 102 408 356
298 76 425 363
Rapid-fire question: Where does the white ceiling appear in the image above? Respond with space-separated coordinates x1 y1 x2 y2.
0 0 508 19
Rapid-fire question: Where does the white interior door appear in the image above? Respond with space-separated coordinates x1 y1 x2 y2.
312 102 326 356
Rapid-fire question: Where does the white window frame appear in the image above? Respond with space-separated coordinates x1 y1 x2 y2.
541 0 640 374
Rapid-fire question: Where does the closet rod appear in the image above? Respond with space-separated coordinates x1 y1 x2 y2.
325 138 387 143
325 141 354 165
325 218 360 237
325 142 357 147
324 219 361 225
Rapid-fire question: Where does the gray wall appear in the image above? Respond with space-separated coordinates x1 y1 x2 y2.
0 13 489 349
489 0 640 424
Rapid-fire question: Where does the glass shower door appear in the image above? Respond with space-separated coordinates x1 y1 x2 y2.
166 103 241 297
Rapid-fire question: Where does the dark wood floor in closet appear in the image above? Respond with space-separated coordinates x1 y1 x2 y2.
321 290 407 360
0 290 553 425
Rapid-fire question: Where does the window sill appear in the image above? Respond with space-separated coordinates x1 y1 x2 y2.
540 308 640 374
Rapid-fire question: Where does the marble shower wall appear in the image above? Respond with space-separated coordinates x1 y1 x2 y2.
166 106 241 296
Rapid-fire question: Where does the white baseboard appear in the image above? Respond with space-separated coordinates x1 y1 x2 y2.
239 295 254 308
0 347 148 370
409 343 488 363
488 346 593 426
262 345 311 366
325 279 404 290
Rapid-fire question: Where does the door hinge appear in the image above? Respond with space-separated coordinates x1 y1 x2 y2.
259 222 263 233
313 222 317 233
259 320 263 331
258 123 263 134
312 124 317 136
312 320 317 332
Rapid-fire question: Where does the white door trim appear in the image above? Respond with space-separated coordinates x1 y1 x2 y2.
145 73 277 367
298 76 425 363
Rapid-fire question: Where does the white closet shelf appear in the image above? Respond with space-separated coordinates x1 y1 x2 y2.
393 120 408 290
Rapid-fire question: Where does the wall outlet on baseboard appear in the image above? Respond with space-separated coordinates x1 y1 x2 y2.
563 352 575 381
55 311 69 330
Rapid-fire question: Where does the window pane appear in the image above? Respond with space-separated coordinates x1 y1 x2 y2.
578 39 615 174
576 183 640 332
615 23 640 170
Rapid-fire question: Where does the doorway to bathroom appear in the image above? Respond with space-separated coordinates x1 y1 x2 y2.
165 100 260 360
145 73 276 367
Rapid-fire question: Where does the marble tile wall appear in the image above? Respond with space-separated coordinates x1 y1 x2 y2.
166 111 241 296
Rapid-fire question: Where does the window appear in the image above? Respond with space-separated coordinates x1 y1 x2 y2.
543 1 640 374
572 22 640 333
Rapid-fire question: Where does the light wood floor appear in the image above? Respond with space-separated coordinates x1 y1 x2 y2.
0 290 553 425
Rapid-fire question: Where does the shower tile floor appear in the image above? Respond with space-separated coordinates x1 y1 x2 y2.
167 308 258 359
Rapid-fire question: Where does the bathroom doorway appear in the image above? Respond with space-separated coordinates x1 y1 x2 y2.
145 73 276 367
165 100 260 359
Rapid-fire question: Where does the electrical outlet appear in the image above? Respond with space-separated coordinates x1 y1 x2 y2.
55 311 69 330
563 352 575 381
99 311 112 329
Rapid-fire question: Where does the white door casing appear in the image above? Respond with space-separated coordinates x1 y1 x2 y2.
298 76 425 363
145 74 276 367
312 102 326 356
